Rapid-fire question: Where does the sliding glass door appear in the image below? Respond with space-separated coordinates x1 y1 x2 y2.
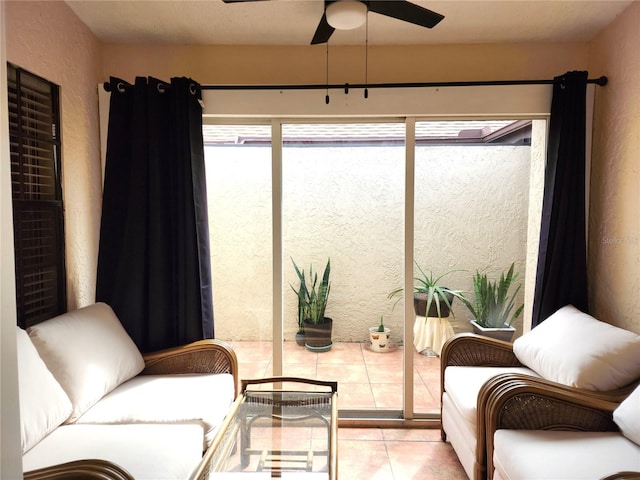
205 124 275 379
204 117 542 420
281 122 405 414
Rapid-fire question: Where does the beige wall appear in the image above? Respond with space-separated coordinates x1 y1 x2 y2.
102 42 589 85
6 0 103 311
588 1 640 333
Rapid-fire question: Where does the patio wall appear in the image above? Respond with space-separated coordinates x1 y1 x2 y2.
207 143 532 343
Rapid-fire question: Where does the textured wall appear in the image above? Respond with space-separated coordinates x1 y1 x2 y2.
588 1 640 333
6 1 103 310
102 43 589 86
207 144 531 342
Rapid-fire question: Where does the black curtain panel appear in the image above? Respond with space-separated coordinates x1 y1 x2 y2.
96 76 213 352
532 71 590 327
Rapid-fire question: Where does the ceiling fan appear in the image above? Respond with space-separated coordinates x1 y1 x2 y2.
221 0 445 45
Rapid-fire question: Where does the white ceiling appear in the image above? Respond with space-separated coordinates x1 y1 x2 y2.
65 0 635 47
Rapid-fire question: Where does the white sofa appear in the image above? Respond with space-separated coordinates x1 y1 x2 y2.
486 375 640 480
18 302 238 480
440 305 640 480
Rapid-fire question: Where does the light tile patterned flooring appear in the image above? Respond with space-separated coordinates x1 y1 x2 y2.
338 428 467 480
227 341 443 413
224 341 468 479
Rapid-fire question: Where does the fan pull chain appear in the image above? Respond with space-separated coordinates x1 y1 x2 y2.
364 13 369 99
325 43 330 104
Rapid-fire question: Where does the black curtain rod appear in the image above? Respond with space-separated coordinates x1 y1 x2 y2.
199 76 607 91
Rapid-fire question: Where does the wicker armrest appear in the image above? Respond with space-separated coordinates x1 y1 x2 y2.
24 459 134 480
142 339 239 397
441 333 522 368
482 373 625 480
601 473 640 480
440 333 523 403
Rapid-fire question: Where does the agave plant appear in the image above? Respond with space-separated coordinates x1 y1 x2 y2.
388 263 466 319
461 262 524 328
290 258 331 326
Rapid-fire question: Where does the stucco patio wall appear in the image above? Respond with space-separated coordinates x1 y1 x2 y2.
207 143 531 343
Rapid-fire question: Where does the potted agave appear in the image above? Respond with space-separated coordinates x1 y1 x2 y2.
290 258 333 352
388 263 466 356
388 263 466 320
461 262 524 342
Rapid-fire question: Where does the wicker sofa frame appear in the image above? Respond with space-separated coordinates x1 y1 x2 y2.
483 373 639 480
24 459 134 480
440 333 636 480
23 338 239 480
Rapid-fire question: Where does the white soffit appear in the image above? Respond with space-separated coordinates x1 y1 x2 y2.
202 84 552 118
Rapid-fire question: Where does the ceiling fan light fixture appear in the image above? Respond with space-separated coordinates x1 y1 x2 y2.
325 0 367 30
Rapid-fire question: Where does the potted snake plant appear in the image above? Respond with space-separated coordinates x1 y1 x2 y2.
461 262 524 341
290 258 333 351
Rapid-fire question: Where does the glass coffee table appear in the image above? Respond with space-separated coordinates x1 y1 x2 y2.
192 377 338 479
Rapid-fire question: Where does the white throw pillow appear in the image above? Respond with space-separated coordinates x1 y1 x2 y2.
614 385 640 446
16 327 72 453
513 305 640 391
27 303 145 422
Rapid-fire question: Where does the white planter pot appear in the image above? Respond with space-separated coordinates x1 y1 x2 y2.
369 327 391 352
470 320 515 342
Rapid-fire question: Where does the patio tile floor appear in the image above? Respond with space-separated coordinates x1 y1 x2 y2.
222 341 467 478
226 341 442 414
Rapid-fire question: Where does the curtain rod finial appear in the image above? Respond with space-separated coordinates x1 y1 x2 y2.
596 76 608 86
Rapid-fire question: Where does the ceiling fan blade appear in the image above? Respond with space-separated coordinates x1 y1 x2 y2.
311 13 335 45
367 0 444 29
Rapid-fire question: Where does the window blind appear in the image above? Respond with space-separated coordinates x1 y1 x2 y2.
8 64 66 328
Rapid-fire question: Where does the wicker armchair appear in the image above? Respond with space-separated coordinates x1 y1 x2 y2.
440 334 528 480
440 333 637 480
483 373 639 480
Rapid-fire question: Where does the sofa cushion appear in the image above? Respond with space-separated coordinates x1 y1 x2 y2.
16 327 72 453
513 305 640 391
22 424 204 480
76 373 235 449
493 430 640 480
444 366 538 425
614 385 640 446
27 303 145 422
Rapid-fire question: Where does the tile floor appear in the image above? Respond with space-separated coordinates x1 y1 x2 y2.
227 341 443 413
338 428 467 480
224 341 468 479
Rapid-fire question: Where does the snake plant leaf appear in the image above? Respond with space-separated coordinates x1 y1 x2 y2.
290 257 331 326
463 262 524 328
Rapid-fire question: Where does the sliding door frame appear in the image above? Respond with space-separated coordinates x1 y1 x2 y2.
199 84 555 422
